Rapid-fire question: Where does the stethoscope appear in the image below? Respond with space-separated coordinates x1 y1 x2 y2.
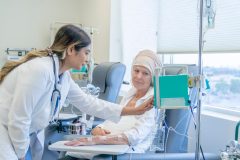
49 53 62 124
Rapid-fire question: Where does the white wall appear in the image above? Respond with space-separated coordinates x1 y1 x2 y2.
109 0 122 62
120 0 159 81
188 111 238 154
108 0 160 81
0 0 111 68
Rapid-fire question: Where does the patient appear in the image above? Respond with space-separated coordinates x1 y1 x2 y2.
64 50 162 159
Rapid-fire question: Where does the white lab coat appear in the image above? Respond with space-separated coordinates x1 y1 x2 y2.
68 87 155 159
0 56 123 160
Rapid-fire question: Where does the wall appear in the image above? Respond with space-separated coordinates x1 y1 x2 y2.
122 0 158 81
188 111 238 154
109 0 158 81
109 0 122 62
0 0 111 68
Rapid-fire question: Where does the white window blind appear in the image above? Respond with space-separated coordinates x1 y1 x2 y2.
157 0 240 53
120 0 158 81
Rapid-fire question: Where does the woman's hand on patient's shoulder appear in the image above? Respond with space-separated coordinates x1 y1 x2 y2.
91 127 111 136
121 96 153 116
135 96 154 115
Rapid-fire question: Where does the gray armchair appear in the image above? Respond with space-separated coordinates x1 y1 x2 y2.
92 62 126 103
91 62 126 125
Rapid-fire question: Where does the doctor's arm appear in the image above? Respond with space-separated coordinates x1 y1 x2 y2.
67 78 153 123
121 97 153 115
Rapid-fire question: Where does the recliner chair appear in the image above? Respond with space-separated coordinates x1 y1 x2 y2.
91 62 126 125
92 62 126 103
92 65 220 160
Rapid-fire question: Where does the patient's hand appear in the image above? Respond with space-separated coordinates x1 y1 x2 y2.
64 137 95 146
64 134 129 146
91 127 111 136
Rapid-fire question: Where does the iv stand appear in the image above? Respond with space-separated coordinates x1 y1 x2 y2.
195 0 204 159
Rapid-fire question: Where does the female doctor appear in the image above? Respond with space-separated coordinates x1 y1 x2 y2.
0 24 153 160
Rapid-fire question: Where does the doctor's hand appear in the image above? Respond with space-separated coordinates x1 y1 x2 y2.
121 96 154 116
91 127 111 136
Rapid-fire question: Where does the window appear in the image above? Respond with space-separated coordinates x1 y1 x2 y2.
157 0 240 115
160 53 240 114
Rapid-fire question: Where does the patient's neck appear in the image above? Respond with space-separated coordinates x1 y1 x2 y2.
135 89 148 99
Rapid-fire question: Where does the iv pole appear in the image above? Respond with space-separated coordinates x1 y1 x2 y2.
195 0 204 159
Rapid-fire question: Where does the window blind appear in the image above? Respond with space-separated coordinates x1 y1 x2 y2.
157 0 240 53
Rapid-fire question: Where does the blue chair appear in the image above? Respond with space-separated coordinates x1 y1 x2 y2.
91 62 126 126
92 62 126 103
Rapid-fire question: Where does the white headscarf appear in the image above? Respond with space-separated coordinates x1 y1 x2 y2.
132 50 162 76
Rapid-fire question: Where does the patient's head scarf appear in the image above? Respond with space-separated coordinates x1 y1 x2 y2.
132 50 162 76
